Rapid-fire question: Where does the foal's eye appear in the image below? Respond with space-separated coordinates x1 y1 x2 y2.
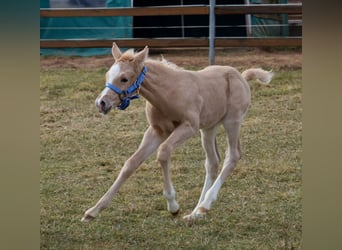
121 78 128 83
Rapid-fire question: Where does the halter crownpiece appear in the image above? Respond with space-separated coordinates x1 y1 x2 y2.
105 66 147 110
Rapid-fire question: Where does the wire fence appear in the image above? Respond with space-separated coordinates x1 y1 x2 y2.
40 5 301 40
40 3 302 62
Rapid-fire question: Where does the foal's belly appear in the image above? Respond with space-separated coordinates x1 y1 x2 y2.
198 90 228 129
199 108 226 129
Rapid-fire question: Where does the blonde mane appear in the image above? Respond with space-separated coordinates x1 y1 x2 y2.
159 55 185 71
118 49 184 71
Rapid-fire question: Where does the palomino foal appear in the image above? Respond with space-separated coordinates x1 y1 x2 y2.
82 43 273 222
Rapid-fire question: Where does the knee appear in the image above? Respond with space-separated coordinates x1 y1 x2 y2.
157 143 172 163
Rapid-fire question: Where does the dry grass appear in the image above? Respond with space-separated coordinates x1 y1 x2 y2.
40 50 301 249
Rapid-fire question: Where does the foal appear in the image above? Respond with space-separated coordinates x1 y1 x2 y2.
82 43 273 222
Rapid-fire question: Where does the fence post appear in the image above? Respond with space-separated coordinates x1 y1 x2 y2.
209 0 216 65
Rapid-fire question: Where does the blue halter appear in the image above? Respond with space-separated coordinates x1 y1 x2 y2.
105 66 147 110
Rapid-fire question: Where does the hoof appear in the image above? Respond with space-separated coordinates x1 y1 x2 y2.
81 214 95 222
183 214 205 226
197 206 208 215
171 209 180 216
183 213 206 221
183 214 194 221
183 207 208 224
167 202 180 216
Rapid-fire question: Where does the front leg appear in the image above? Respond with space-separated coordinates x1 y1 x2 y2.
81 126 163 222
157 121 198 216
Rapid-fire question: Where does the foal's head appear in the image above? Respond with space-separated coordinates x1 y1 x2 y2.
95 43 149 114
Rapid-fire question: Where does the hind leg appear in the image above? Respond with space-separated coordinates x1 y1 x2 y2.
183 126 220 219
184 116 243 221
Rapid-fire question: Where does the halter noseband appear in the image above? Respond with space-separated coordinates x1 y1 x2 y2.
105 66 147 110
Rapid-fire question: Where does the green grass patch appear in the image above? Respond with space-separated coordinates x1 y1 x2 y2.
41 66 302 249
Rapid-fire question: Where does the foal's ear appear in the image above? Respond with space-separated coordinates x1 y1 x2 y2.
134 46 149 64
112 42 122 60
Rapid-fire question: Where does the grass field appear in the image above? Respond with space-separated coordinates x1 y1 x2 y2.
40 51 302 249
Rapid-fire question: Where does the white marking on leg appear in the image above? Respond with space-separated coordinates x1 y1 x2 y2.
159 155 180 214
199 177 223 210
189 128 219 216
197 119 241 213
163 186 179 214
184 119 242 221
158 122 197 215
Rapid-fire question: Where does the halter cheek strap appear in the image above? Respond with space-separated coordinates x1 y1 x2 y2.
105 66 147 110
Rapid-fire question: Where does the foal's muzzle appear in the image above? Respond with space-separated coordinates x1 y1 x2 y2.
99 100 112 114
95 96 113 114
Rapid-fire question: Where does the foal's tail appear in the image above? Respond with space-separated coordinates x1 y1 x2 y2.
241 68 274 85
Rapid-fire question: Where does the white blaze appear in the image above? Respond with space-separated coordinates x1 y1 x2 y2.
108 64 120 83
96 64 121 106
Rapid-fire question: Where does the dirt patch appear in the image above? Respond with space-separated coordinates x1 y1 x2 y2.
40 47 301 70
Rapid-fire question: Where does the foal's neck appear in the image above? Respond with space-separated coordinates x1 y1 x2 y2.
139 60 176 108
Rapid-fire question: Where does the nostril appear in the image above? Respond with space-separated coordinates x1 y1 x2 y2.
100 100 106 108
97 98 112 114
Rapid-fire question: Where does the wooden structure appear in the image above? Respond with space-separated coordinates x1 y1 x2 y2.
40 4 302 49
